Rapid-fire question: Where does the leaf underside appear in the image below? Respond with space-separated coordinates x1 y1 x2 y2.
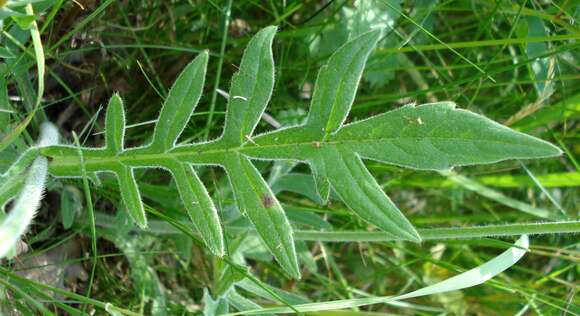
40 27 561 278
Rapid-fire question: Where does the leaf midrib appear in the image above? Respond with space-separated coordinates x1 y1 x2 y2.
45 135 541 169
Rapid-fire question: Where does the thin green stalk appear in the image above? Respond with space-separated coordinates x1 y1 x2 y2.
376 34 580 54
0 278 55 316
93 212 580 243
25 4 44 107
379 0 495 82
293 221 580 242
72 132 97 314
48 0 115 52
203 0 232 140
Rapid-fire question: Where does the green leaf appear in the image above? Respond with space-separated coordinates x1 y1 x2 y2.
104 94 125 154
227 289 274 316
164 160 224 256
522 16 553 97
321 147 418 241
150 51 208 151
42 52 225 256
0 46 16 58
60 185 82 229
114 165 146 228
347 0 401 38
309 156 331 204
203 289 229 316
306 30 381 138
39 26 562 278
331 102 562 169
220 26 277 146
102 95 147 228
223 154 300 278
11 14 35 29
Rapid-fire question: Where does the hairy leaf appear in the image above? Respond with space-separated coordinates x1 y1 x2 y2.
39 27 561 278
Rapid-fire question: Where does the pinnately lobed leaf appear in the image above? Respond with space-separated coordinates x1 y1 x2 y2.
39 27 561 278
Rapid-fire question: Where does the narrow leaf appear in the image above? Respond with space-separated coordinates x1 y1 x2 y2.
165 160 224 256
308 156 331 204
60 185 82 229
105 94 125 153
0 74 10 127
309 155 330 204
151 51 208 151
306 30 381 138
512 92 580 131
221 26 277 145
223 154 300 279
321 148 420 241
115 166 146 228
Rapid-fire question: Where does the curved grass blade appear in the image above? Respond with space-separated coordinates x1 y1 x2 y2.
0 4 46 152
229 235 530 314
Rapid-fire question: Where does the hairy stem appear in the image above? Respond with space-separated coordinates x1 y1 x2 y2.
93 213 579 242
294 221 580 242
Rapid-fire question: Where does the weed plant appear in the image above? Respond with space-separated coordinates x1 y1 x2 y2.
0 1 578 315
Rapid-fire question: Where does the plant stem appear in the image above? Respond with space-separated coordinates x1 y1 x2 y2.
376 34 580 54
203 0 232 140
293 221 580 242
93 213 579 242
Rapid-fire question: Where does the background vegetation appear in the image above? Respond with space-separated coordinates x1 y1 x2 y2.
0 0 578 315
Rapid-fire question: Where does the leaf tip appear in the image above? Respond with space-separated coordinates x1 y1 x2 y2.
393 221 421 243
262 25 278 35
135 219 148 230
544 142 564 157
199 49 210 62
520 134 564 159
406 228 422 243
208 239 226 257
286 264 302 280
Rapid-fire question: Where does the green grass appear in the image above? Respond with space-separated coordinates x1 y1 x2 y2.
0 1 579 315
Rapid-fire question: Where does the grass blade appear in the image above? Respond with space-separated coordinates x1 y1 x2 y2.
230 235 529 314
